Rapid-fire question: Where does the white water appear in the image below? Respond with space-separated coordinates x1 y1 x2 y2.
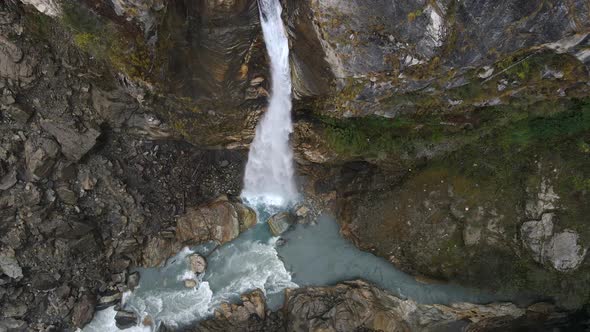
241 0 298 206
82 223 296 332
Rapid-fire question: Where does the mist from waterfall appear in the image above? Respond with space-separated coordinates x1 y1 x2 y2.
241 0 298 207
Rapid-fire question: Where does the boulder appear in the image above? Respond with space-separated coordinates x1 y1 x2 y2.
213 289 266 322
141 237 183 268
96 291 122 310
176 196 257 245
0 36 36 85
0 248 22 279
115 310 138 330
544 230 587 272
0 318 27 332
127 271 140 291
187 254 207 275
71 294 96 328
30 272 58 290
40 119 100 161
184 279 198 288
267 212 294 236
24 136 60 181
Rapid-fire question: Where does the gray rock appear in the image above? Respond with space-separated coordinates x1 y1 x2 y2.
267 212 294 236
0 169 17 191
545 230 587 272
521 213 555 263
115 309 138 329
127 271 140 291
0 318 27 332
0 248 22 279
187 254 207 275
55 184 78 205
19 0 61 17
3 105 32 124
71 294 96 328
31 272 58 290
40 119 100 161
0 36 36 85
24 136 60 181
96 291 122 310
1 302 26 318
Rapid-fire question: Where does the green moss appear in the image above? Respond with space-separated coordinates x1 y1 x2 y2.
59 2 154 83
407 9 423 22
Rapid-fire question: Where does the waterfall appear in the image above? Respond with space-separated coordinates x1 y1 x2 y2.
241 0 298 207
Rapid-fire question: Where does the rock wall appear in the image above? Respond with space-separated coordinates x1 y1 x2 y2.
0 2 249 330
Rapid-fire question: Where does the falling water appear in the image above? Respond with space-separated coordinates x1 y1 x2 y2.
241 0 298 206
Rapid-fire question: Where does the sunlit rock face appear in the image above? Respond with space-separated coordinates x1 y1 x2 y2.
20 0 61 16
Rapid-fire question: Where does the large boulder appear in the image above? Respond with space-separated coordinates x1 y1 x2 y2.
40 119 100 161
176 196 257 245
115 310 138 330
267 212 294 236
24 136 60 181
544 230 587 272
187 254 207 275
70 294 96 328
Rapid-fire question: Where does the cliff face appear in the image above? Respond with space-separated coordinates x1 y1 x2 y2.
2 0 590 330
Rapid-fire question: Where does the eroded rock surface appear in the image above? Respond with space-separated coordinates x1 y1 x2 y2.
195 281 580 332
176 196 257 245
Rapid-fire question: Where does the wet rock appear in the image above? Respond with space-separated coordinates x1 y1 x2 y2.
71 294 96 328
267 212 294 236
187 254 207 275
24 136 60 181
141 237 183 267
285 280 527 331
115 309 138 330
40 119 100 161
235 202 257 232
213 289 266 322
176 196 257 245
127 271 140 291
0 248 22 279
96 291 122 310
544 230 587 272
293 203 311 223
184 279 198 288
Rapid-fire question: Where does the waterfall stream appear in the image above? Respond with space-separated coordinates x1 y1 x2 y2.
81 2 519 331
241 0 298 206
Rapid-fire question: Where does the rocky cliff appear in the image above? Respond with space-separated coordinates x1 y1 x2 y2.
2 0 590 330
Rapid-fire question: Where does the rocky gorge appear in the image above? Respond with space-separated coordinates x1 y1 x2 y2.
1 0 590 331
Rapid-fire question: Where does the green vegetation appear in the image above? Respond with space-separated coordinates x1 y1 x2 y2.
60 2 154 82
407 9 423 22
318 114 445 159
